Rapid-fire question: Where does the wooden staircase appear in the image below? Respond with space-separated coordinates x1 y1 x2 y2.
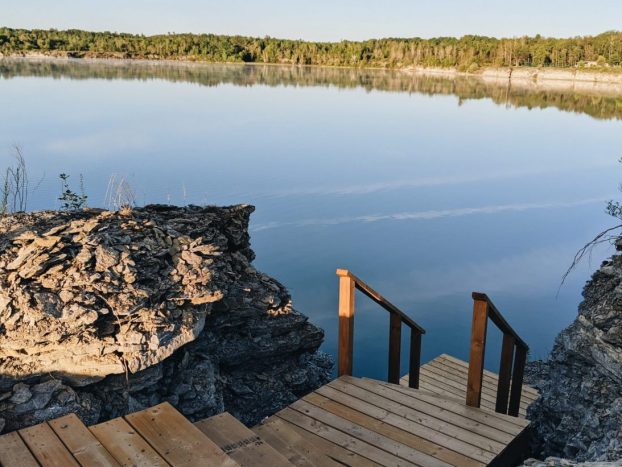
0 354 537 467
0 270 538 466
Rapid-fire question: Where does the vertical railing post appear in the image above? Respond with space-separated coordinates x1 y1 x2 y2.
495 334 515 414
508 344 527 416
337 269 355 377
388 312 401 384
466 297 488 408
409 331 421 389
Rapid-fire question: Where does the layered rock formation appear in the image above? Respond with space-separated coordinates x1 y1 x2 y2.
0 205 332 432
526 254 622 461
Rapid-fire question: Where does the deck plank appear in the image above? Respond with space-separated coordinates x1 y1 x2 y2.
276 407 415 466
0 431 40 467
314 384 485 467
366 378 528 431
348 379 515 444
89 417 169 467
254 417 378 467
439 354 539 399
305 391 477 467
423 361 534 411
291 398 448 467
336 376 506 456
195 412 292 467
48 413 120 467
19 422 80 467
124 402 238 467
327 379 494 464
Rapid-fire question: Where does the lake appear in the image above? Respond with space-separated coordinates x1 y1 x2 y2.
1 58 621 379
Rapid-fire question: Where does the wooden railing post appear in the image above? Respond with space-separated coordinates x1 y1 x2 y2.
466 297 488 408
337 269 355 377
508 345 527 417
495 334 515 414
409 331 421 389
388 312 401 384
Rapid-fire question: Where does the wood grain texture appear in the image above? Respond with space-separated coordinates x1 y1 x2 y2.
0 431 40 467
19 422 80 467
49 413 120 467
195 412 291 467
89 417 169 467
124 402 238 467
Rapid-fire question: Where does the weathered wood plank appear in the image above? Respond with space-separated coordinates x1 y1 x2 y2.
195 412 291 467
304 391 471 467
328 378 495 464
0 431 39 467
432 356 538 404
344 379 516 445
277 407 415 466
19 422 80 467
89 417 169 467
124 402 238 467
49 413 120 467
294 397 448 467
254 417 379 467
314 385 486 466
440 354 539 399
338 376 507 453
370 378 529 432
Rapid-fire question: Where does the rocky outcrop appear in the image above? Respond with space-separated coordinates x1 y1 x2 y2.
0 205 332 432
526 254 622 461
520 458 622 467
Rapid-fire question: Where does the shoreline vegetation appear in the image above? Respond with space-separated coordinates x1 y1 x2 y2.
1 27 622 73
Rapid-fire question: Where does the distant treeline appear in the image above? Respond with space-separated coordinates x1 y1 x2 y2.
1 59 621 120
1 27 622 70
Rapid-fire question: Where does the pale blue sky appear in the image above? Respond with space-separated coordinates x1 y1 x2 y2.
2 0 621 41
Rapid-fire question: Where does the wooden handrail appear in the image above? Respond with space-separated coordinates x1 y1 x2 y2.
466 292 529 417
336 269 425 388
471 293 527 348
337 269 425 333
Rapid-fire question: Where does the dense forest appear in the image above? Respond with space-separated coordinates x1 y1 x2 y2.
1 27 622 70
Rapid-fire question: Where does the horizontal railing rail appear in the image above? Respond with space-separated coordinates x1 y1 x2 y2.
336 268 425 388
466 292 529 417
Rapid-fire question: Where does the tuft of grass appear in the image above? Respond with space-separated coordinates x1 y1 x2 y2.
1 146 30 216
105 174 136 213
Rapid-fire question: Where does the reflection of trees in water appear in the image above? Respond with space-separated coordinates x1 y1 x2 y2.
2 59 622 121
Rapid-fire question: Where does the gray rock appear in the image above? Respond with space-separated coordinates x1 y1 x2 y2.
520 457 622 466
0 205 332 432
526 254 622 461
10 383 32 404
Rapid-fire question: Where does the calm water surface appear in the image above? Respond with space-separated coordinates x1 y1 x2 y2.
2 59 622 378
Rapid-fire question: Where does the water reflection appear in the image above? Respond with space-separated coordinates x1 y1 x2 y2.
0 58 620 379
2 58 622 120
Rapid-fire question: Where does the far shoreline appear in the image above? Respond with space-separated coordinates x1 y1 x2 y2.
3 52 622 95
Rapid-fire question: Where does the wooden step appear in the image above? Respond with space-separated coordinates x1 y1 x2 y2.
0 354 535 467
195 412 292 467
101 402 238 467
0 403 241 467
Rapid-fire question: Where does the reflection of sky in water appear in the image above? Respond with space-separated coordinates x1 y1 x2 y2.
1 62 621 378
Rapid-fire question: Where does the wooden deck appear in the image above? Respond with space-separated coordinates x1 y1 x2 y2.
0 355 538 466
401 354 539 419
